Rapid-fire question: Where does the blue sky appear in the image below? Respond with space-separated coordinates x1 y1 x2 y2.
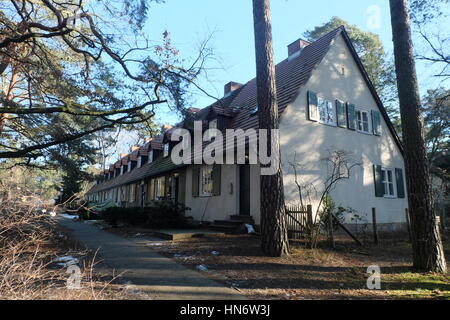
143 0 397 123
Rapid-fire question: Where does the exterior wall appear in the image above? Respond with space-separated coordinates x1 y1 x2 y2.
184 164 239 221
279 34 408 225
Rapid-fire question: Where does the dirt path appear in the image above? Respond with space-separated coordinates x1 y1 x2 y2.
57 216 244 300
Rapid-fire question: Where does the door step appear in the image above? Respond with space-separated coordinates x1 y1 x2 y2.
210 215 255 232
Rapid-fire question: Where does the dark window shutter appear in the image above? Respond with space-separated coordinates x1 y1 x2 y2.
395 168 405 198
346 103 356 130
212 164 221 196
373 164 384 197
192 168 200 197
307 91 319 121
336 100 347 128
371 110 382 136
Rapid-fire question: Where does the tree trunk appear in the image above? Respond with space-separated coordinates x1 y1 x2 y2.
389 0 446 273
252 0 289 257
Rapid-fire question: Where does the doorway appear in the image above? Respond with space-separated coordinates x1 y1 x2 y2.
239 165 251 216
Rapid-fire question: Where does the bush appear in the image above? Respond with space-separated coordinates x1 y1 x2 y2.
145 201 191 229
102 201 191 228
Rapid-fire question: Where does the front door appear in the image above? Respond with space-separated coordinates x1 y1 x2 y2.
239 165 251 216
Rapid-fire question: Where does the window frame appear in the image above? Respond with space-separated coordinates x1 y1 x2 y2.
148 150 153 164
163 143 169 157
155 176 166 199
137 156 142 168
317 97 336 126
381 167 396 198
199 166 214 197
356 109 371 134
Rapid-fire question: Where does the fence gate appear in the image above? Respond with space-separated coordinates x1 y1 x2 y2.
285 205 312 240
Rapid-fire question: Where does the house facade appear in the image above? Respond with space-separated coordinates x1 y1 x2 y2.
86 27 408 231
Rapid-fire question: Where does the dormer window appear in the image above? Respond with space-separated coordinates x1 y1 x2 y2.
163 143 169 157
209 118 217 130
148 150 153 164
206 118 218 140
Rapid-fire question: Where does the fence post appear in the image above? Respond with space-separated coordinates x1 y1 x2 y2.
371 208 378 245
405 208 412 242
306 205 313 227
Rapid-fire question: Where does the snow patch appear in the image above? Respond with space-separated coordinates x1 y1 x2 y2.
52 256 79 267
60 214 78 220
196 264 208 272
245 224 256 234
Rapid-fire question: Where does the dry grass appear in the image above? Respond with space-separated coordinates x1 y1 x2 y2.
0 194 147 300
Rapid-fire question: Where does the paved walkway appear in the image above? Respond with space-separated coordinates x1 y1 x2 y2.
57 217 244 300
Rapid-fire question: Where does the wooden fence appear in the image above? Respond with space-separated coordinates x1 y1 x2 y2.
285 205 313 240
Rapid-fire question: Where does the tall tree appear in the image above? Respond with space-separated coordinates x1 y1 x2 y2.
252 0 289 257
389 0 447 273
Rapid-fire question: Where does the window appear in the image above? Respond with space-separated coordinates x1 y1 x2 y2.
209 118 217 130
137 156 142 168
318 98 336 126
208 118 218 139
148 177 166 200
200 166 213 196
163 143 169 157
129 184 136 203
356 110 370 133
148 151 153 164
382 168 395 197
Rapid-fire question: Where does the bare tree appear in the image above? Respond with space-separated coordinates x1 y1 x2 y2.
288 150 362 248
0 1 211 164
389 0 447 273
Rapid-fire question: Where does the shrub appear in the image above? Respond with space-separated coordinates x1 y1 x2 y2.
102 202 191 228
102 207 147 226
145 201 191 229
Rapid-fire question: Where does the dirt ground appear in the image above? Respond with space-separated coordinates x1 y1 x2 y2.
117 229 450 300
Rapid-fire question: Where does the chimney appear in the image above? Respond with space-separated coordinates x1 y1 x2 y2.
287 38 310 60
119 153 128 159
131 146 140 152
224 81 243 96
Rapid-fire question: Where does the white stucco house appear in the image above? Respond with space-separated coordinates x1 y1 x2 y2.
86 26 408 232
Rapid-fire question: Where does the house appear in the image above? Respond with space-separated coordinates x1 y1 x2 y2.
86 26 408 231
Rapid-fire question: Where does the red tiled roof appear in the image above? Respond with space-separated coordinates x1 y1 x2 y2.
129 150 138 162
139 142 150 156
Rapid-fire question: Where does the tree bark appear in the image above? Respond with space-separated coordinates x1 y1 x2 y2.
252 0 289 257
389 0 446 273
